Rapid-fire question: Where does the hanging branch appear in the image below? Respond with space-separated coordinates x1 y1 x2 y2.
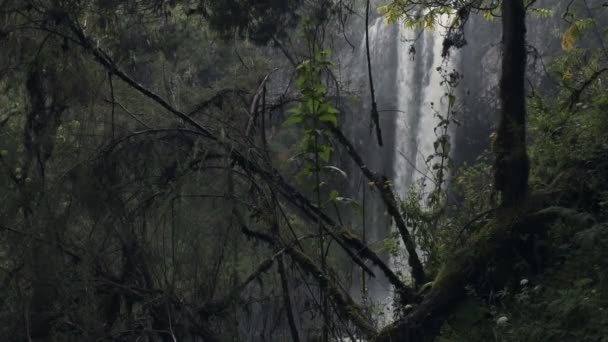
365 0 383 146
329 125 426 287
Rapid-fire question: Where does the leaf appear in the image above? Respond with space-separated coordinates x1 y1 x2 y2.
482 10 495 22
448 94 456 107
287 106 302 115
377 5 389 15
319 145 331 162
530 8 555 18
296 76 306 89
314 83 327 96
329 190 340 201
562 24 579 51
442 141 451 154
305 98 318 114
318 113 337 127
283 114 304 126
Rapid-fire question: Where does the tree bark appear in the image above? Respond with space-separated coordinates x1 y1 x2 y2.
494 0 530 207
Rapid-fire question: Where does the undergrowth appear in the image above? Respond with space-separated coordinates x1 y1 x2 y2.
434 40 608 341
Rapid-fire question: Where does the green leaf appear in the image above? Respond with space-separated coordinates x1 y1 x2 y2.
377 5 389 15
329 190 339 201
305 98 318 114
530 8 555 18
283 115 304 126
319 145 331 162
318 113 338 127
482 10 495 22
287 105 302 114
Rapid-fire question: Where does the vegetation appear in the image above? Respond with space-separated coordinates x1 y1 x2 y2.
0 0 607 341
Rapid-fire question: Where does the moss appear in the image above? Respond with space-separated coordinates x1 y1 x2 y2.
436 218 608 341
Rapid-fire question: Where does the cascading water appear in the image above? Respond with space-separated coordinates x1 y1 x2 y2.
344 11 460 327
388 12 460 324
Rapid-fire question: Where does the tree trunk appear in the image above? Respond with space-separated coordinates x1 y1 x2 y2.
494 0 530 207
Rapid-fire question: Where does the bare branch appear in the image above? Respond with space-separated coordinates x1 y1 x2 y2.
330 125 426 287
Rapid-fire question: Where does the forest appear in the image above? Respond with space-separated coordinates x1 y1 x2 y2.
1 0 607 341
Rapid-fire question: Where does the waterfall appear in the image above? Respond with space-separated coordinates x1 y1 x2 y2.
388 13 460 324
345 12 459 327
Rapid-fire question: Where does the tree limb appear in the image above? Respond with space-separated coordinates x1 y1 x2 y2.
237 218 378 339
330 125 426 287
567 67 608 110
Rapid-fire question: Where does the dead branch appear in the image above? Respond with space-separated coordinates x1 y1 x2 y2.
237 216 378 339
330 125 426 287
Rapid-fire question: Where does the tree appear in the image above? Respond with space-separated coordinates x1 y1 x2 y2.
494 0 529 207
